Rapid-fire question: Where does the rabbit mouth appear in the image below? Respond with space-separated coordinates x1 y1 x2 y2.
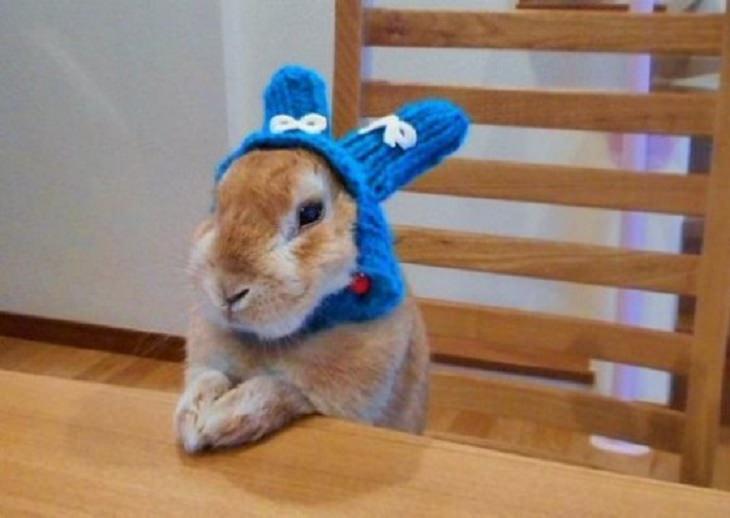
203 285 316 340
227 277 356 339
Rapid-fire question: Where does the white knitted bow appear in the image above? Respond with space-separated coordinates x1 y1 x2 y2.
358 114 417 150
269 113 328 135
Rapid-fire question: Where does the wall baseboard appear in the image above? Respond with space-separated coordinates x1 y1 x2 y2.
0 311 593 383
0 311 185 362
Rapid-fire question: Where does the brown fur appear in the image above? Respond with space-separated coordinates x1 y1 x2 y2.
176 149 429 452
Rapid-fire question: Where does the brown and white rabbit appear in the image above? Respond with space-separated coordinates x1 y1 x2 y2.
175 66 468 452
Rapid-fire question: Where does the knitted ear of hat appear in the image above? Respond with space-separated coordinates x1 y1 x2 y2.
216 65 338 183
263 65 331 135
339 99 469 202
214 65 468 339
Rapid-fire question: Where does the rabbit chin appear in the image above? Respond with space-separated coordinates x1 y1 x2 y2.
230 312 310 341
201 267 354 341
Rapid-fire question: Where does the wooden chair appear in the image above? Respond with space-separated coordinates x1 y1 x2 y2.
333 1 730 486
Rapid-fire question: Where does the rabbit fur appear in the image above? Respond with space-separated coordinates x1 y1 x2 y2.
176 149 429 452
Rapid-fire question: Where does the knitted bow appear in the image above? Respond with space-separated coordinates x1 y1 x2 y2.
358 115 417 150
270 113 328 135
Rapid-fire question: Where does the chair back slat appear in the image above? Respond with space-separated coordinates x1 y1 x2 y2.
334 0 364 136
409 159 709 216
396 226 699 295
365 9 724 55
362 82 717 135
422 298 692 373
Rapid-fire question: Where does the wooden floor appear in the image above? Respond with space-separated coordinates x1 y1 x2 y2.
1 335 728 490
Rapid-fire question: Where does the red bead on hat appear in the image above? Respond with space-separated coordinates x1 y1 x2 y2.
349 272 372 295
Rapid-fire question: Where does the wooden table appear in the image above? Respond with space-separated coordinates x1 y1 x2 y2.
1 371 728 517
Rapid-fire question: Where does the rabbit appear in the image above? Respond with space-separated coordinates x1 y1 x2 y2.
176 148 430 452
174 66 468 452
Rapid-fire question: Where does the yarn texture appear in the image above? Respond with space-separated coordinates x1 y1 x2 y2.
216 65 468 336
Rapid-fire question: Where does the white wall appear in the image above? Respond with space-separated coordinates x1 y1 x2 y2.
0 0 228 333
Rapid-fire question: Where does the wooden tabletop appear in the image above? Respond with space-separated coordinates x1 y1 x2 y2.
1 370 728 517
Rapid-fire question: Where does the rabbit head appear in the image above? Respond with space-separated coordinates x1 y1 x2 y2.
190 148 358 339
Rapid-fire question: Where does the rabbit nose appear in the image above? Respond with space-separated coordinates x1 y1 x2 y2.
224 287 249 307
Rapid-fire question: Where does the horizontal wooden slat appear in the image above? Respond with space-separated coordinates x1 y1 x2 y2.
363 82 716 135
431 336 594 383
365 9 724 55
408 159 708 216
431 371 685 452
396 226 698 295
421 299 691 373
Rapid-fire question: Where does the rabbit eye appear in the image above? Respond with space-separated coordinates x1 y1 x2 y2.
298 200 324 228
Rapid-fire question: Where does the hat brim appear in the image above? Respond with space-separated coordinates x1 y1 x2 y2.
217 131 368 199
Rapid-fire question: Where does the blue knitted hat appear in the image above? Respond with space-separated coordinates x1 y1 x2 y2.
217 65 468 335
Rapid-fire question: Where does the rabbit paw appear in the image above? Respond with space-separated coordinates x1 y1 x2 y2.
175 370 231 453
198 391 269 449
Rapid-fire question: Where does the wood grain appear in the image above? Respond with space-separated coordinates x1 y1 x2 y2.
333 0 364 137
409 158 709 216
0 336 183 393
672 217 730 427
3 339 730 489
682 8 730 486
431 371 684 453
364 9 724 55
421 299 691 373
396 226 699 295
424 409 688 486
430 335 593 383
0 311 184 361
2 370 729 516
363 82 716 135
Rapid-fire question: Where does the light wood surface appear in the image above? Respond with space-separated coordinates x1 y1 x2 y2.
2 337 729 490
431 371 684 453
1 370 728 517
683 9 730 486
421 298 691 373
0 337 184 391
333 0 363 137
395 225 698 295
364 9 724 55
408 158 709 216
0 336 183 391
363 82 717 135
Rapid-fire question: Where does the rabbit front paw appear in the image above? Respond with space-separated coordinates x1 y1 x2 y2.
175 370 231 453
197 391 269 449
201 411 270 448
197 375 306 449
